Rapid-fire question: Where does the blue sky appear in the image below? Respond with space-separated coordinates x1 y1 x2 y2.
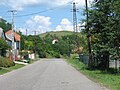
0 0 93 35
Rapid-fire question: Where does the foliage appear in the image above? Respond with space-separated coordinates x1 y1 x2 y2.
37 50 46 58
40 31 73 38
0 38 10 56
52 52 60 58
0 57 15 68
19 51 29 56
83 0 120 69
20 31 87 58
88 0 120 54
20 34 26 50
0 18 12 32
24 41 34 50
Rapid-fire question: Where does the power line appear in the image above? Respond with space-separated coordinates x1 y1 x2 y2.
15 8 54 17
3 0 74 18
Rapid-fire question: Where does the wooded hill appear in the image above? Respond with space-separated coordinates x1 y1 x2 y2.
20 31 87 58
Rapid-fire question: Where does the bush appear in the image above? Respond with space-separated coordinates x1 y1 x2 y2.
38 51 46 58
53 52 60 58
0 57 15 68
19 51 29 59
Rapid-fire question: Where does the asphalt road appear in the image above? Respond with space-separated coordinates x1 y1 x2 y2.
0 59 108 90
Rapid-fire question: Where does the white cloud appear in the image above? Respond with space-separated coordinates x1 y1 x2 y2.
55 18 73 31
25 15 52 34
32 16 51 27
24 17 73 34
17 28 26 35
0 16 2 18
55 18 86 32
1 0 39 10
0 0 94 10
50 0 94 7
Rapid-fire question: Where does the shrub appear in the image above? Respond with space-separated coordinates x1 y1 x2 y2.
38 51 46 58
0 57 15 68
53 52 60 58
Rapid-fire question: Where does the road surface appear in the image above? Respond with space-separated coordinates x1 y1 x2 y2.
0 58 108 90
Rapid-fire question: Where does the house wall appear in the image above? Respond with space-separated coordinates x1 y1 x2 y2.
16 41 20 50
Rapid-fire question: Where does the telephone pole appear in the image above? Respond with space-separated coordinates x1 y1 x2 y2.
9 10 17 61
85 0 92 68
72 2 78 32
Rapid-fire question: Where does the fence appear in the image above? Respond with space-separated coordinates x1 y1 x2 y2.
79 54 120 72
79 54 89 65
109 59 120 71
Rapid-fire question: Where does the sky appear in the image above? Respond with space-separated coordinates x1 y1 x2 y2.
0 0 94 35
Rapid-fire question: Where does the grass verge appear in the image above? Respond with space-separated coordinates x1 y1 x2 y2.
66 58 120 90
0 64 25 75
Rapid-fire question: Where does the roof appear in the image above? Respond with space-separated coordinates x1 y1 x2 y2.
5 30 20 41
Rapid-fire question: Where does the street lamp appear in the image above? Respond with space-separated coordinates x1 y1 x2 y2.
85 0 92 67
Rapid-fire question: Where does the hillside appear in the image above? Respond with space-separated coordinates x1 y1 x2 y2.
40 31 85 38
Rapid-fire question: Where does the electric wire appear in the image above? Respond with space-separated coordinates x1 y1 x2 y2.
3 0 74 18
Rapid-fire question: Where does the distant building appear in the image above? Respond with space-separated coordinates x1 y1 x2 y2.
52 38 58 44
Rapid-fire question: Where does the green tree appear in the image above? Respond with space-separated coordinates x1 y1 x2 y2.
85 0 120 69
0 18 12 32
0 39 10 56
25 41 33 50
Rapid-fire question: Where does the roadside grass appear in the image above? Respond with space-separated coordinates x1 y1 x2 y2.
66 58 120 90
0 59 39 75
0 64 25 75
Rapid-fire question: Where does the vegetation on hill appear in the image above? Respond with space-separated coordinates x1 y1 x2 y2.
21 31 87 58
40 31 74 38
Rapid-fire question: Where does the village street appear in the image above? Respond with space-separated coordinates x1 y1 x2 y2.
0 59 108 90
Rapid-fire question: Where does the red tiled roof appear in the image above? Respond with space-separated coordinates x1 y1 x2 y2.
5 30 20 41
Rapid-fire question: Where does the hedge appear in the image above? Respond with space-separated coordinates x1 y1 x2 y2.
0 57 15 68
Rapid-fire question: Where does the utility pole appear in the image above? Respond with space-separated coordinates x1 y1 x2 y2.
85 0 92 68
72 2 78 32
26 29 27 36
9 10 17 61
71 2 79 51
33 30 38 35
